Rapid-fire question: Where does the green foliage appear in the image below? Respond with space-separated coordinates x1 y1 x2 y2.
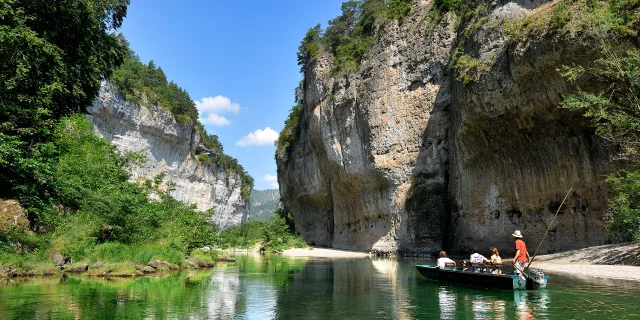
52 116 216 250
216 217 306 251
275 104 304 162
0 0 129 227
195 126 253 201
297 0 412 75
200 130 224 154
297 24 323 73
111 42 254 201
605 171 640 241
275 200 295 233
556 2 640 239
505 0 639 43
0 0 254 273
85 242 186 266
187 248 219 265
455 54 487 85
560 48 640 161
205 153 254 201
431 0 476 17
111 39 198 124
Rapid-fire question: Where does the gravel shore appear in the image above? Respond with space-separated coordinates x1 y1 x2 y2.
532 242 640 282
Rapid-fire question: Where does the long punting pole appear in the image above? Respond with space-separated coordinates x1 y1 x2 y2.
526 187 574 271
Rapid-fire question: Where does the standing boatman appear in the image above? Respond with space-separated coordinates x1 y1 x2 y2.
511 230 530 279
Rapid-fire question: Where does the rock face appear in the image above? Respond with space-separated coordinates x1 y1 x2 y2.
0 200 29 232
88 82 248 229
277 0 616 255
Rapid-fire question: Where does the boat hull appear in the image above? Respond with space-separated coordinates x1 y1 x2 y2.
415 265 548 290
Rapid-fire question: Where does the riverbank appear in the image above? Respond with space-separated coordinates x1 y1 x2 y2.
0 247 236 279
533 242 640 282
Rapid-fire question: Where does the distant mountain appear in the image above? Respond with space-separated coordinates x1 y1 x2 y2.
248 189 279 221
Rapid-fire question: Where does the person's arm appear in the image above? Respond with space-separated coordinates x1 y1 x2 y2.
526 252 531 263
513 249 520 264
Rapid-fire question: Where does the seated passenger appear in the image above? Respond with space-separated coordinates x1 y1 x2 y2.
470 247 490 264
437 251 456 270
461 259 470 271
490 247 502 264
489 247 503 274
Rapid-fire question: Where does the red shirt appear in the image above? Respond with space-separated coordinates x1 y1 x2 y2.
515 239 528 262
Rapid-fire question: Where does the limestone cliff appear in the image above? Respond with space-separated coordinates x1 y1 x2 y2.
88 82 248 229
277 0 618 255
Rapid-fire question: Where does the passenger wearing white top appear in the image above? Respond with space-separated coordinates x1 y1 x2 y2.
469 247 490 263
437 251 456 269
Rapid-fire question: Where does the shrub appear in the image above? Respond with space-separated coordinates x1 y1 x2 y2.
505 0 639 43
215 216 306 251
275 104 304 162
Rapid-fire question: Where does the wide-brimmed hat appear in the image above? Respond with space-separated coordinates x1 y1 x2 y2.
512 230 523 238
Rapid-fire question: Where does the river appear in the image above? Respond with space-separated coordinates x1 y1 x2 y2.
1 254 639 319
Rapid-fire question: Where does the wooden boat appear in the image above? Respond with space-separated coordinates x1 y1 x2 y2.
415 265 548 290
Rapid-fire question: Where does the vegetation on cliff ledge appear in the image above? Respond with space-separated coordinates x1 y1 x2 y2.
278 0 413 162
112 37 198 124
297 0 413 74
111 37 254 201
543 0 640 240
505 0 639 43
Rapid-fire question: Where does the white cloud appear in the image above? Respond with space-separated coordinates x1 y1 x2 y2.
195 96 240 127
265 174 279 188
235 127 279 147
195 96 240 114
200 113 230 126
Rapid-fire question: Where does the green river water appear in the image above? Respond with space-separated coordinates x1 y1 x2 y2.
1 254 639 319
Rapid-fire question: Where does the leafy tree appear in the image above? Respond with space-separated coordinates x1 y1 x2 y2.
296 0 413 75
111 40 199 124
297 24 323 73
0 0 129 226
558 1 640 240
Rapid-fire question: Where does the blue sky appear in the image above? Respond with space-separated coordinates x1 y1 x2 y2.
120 0 343 190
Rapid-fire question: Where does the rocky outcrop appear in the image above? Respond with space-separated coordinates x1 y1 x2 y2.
277 0 616 255
88 82 248 229
0 199 29 232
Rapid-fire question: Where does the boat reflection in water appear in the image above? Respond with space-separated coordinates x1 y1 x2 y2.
514 290 551 319
434 284 551 319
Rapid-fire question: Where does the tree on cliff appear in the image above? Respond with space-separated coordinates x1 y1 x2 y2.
295 0 413 75
0 0 130 226
111 38 199 124
561 47 640 241
554 0 640 240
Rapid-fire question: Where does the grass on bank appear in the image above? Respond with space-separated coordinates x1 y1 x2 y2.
216 216 306 252
1 115 304 276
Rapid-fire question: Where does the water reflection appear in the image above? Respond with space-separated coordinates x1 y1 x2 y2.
1 255 640 319
437 287 456 319
206 267 241 318
370 258 412 320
